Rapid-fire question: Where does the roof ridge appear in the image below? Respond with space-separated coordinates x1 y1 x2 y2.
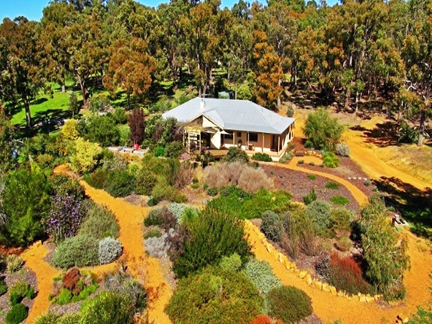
251 101 277 132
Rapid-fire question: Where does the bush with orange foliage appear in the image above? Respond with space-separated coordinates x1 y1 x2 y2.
251 315 272 324
328 252 372 295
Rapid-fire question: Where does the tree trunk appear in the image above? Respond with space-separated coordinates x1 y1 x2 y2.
235 82 238 99
417 109 426 146
61 84 66 93
23 97 32 129
76 74 88 108
127 91 131 110
344 88 351 111
277 79 282 109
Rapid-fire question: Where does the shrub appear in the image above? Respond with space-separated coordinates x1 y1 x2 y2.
336 236 352 251
165 141 184 158
84 116 120 147
145 231 172 258
298 159 304 164
6 303 28 324
261 211 283 242
0 278 7 296
99 237 122 264
244 260 282 294
35 311 62 324
71 282 98 302
238 167 273 193
323 152 340 168
330 208 354 233
222 146 249 163
56 288 72 305
69 138 102 174
79 204 119 240
383 282 406 301
61 119 79 140
135 169 157 195
219 253 242 272
166 266 262 324
327 252 372 295
252 153 272 162
1 169 52 247
111 108 127 124
173 207 251 278
307 174 316 180
103 170 135 197
304 108 344 151
267 286 313 323
166 203 187 221
144 207 176 230
303 188 317 205
46 192 88 242
407 307 432 324
360 195 409 293
280 211 317 258
80 291 136 324
330 195 349 206
325 181 340 190
154 146 165 157
279 152 293 164
102 155 128 171
207 187 218 196
398 121 419 144
51 235 99 269
6 254 24 273
305 200 332 233
252 315 272 324
84 169 109 189
144 229 162 239
335 143 350 156
9 281 36 306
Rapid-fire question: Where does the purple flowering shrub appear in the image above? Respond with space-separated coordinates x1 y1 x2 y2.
47 193 88 242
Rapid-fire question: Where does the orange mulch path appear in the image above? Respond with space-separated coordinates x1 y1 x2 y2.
245 220 432 324
79 182 173 324
21 242 61 324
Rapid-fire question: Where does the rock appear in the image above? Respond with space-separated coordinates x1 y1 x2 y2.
299 271 307 279
329 286 337 295
359 295 367 302
337 290 345 297
365 296 374 303
322 283 330 292
305 274 312 285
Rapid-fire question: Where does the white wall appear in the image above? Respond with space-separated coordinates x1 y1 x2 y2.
211 131 221 149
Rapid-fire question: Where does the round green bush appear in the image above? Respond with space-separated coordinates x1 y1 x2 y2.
252 153 273 162
6 303 28 324
51 235 99 269
9 281 36 306
260 211 282 242
305 200 332 233
166 266 262 324
154 146 165 157
268 286 312 323
330 195 349 206
103 170 135 197
207 187 218 196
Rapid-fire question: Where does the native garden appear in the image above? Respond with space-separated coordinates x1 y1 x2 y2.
0 0 432 323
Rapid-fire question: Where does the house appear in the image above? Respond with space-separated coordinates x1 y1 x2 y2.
162 97 295 157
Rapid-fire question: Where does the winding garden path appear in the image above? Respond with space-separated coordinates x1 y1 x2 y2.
250 156 432 323
79 182 172 324
21 165 172 323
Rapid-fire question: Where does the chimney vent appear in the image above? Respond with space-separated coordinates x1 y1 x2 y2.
200 98 205 110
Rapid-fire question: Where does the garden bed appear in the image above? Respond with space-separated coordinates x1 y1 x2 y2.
262 165 360 212
0 264 37 323
298 156 376 197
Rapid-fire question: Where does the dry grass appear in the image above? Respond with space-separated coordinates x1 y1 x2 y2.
203 162 272 193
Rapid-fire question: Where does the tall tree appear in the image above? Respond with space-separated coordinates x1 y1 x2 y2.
104 37 155 109
252 30 283 109
0 17 44 128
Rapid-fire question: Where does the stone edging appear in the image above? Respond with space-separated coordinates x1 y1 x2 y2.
244 220 382 303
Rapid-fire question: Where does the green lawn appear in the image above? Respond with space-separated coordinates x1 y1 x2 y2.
11 81 81 126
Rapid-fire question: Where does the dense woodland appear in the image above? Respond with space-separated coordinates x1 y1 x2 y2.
0 0 431 145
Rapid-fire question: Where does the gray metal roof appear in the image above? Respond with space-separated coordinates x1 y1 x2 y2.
162 98 295 135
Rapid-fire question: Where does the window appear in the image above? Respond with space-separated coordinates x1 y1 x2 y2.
249 132 258 142
237 131 242 137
